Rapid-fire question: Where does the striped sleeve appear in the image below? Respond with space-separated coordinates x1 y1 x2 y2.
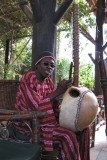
15 72 54 111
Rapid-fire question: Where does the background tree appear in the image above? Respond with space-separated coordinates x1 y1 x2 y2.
0 0 102 92
79 63 94 88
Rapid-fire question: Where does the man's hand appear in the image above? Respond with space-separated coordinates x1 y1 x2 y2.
50 78 72 101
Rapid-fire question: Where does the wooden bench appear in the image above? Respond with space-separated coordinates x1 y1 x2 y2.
0 79 59 160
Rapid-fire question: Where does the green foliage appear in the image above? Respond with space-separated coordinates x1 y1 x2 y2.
79 1 96 30
0 37 32 79
58 21 70 31
11 38 32 76
56 59 95 88
79 63 94 88
0 0 96 83
56 58 70 83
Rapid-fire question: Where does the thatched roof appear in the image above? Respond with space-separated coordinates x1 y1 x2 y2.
86 0 96 12
0 0 105 41
0 0 31 40
87 0 107 23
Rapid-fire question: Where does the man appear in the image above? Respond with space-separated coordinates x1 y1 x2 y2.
15 51 90 160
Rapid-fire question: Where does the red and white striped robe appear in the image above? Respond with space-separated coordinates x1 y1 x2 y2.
15 71 89 160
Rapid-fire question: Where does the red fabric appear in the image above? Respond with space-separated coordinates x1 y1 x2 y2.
15 71 90 160
76 127 90 160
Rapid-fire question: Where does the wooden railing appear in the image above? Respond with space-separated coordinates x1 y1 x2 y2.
0 79 48 143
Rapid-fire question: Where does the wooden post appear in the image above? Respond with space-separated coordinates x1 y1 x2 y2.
30 0 57 70
95 0 105 95
20 0 73 71
72 2 79 86
99 59 107 136
4 39 11 79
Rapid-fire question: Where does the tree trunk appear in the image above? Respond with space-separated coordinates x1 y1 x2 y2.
4 39 11 79
73 3 79 86
30 0 57 70
94 0 105 95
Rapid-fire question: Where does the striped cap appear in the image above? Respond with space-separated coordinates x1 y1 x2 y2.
35 51 56 65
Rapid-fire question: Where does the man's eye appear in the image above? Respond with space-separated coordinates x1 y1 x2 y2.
42 62 55 68
43 62 49 66
50 64 55 68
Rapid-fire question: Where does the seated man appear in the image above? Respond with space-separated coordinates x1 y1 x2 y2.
15 51 90 160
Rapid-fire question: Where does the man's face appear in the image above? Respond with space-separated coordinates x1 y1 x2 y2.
36 57 55 78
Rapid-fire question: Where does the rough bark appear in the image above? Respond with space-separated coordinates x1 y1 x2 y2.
95 0 105 95
28 0 73 70
73 3 79 86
